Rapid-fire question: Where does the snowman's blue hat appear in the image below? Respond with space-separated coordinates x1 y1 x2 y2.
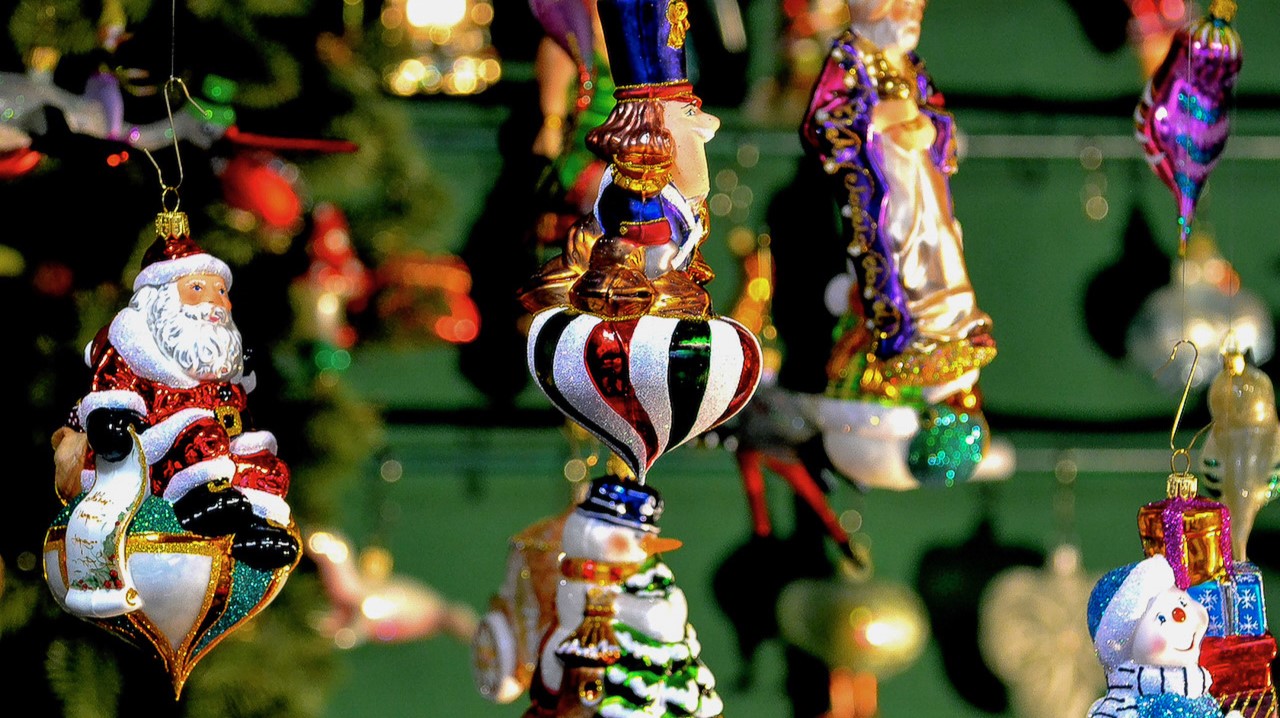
577 476 663 533
1087 554 1176 667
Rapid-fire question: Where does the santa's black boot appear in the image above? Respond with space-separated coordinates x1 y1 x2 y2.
174 480 257 535
230 521 300 571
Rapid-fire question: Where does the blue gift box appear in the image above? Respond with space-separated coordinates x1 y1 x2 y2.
1188 561 1268 637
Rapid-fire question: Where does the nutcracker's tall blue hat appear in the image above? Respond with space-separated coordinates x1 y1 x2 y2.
598 0 696 102
576 476 664 533
590 0 703 243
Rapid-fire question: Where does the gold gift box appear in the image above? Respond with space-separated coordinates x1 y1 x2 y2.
1137 501 1230 587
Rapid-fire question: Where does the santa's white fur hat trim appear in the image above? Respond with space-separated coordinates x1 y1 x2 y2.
133 252 232 292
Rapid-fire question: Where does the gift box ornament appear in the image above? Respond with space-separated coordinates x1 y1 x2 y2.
1137 473 1235 589
1200 632 1279 718
1187 561 1269 638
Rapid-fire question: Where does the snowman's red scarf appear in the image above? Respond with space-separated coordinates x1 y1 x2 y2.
561 557 642 584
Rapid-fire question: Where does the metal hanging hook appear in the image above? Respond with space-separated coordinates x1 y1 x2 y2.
1154 339 1212 496
140 77 210 212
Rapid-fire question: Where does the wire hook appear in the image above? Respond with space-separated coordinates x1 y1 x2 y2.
1154 340 1212 492
139 77 211 212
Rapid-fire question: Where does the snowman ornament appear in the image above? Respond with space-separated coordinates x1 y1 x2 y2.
528 477 722 718
1085 554 1243 718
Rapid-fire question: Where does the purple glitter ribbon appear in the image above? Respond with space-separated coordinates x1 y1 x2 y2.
800 31 925 359
1150 496 1235 590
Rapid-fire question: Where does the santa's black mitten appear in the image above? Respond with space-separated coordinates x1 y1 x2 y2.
85 408 146 462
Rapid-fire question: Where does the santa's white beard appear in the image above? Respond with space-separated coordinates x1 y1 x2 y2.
135 284 243 382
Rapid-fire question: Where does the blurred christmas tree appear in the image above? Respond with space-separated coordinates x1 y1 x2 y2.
0 1 456 715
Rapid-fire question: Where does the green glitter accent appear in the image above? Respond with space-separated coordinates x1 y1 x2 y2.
54 495 188 535
52 495 82 526
193 563 273 654
825 349 925 407
127 497 184 533
907 406 985 487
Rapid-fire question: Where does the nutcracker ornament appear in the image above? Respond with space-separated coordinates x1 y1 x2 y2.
519 0 761 483
800 0 997 490
42 210 302 696
487 1 758 715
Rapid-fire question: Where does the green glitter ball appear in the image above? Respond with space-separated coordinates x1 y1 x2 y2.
906 406 986 487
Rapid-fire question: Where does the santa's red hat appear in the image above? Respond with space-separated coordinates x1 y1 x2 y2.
133 215 233 291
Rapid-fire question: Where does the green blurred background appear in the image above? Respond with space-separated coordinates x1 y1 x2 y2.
322 0 1280 716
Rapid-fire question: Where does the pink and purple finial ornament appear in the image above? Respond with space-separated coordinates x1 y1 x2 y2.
1134 0 1242 251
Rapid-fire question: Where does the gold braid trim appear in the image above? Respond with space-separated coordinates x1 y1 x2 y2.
613 157 672 196
858 338 997 393
555 586 622 666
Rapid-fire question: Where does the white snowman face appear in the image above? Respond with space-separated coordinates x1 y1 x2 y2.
1130 587 1209 667
561 512 650 563
602 526 650 564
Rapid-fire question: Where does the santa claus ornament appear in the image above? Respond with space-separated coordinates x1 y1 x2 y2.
42 210 302 696
800 0 999 490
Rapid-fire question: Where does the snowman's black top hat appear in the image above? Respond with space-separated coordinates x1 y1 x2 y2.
577 476 663 533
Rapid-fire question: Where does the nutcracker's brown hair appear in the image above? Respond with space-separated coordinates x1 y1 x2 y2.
587 99 674 195
587 100 673 166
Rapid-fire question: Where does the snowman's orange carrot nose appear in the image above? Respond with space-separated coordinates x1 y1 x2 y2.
1172 607 1187 623
641 535 683 555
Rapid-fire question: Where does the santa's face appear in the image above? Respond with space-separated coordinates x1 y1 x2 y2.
176 273 232 314
1130 587 1209 667
662 99 720 201
855 0 925 53
138 273 243 382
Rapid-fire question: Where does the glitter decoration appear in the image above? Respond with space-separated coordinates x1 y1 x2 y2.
906 406 986 487
527 308 761 482
129 497 186 534
1137 496 1234 590
193 563 274 653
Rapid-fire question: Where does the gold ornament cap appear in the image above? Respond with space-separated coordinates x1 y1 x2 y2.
1209 0 1237 22
155 211 190 239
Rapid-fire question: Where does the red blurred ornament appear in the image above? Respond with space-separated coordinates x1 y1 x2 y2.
0 147 43 179
33 261 73 297
375 251 481 345
295 203 372 349
218 151 304 232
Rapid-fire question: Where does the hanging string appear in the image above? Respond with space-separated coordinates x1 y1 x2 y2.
137 0 210 213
